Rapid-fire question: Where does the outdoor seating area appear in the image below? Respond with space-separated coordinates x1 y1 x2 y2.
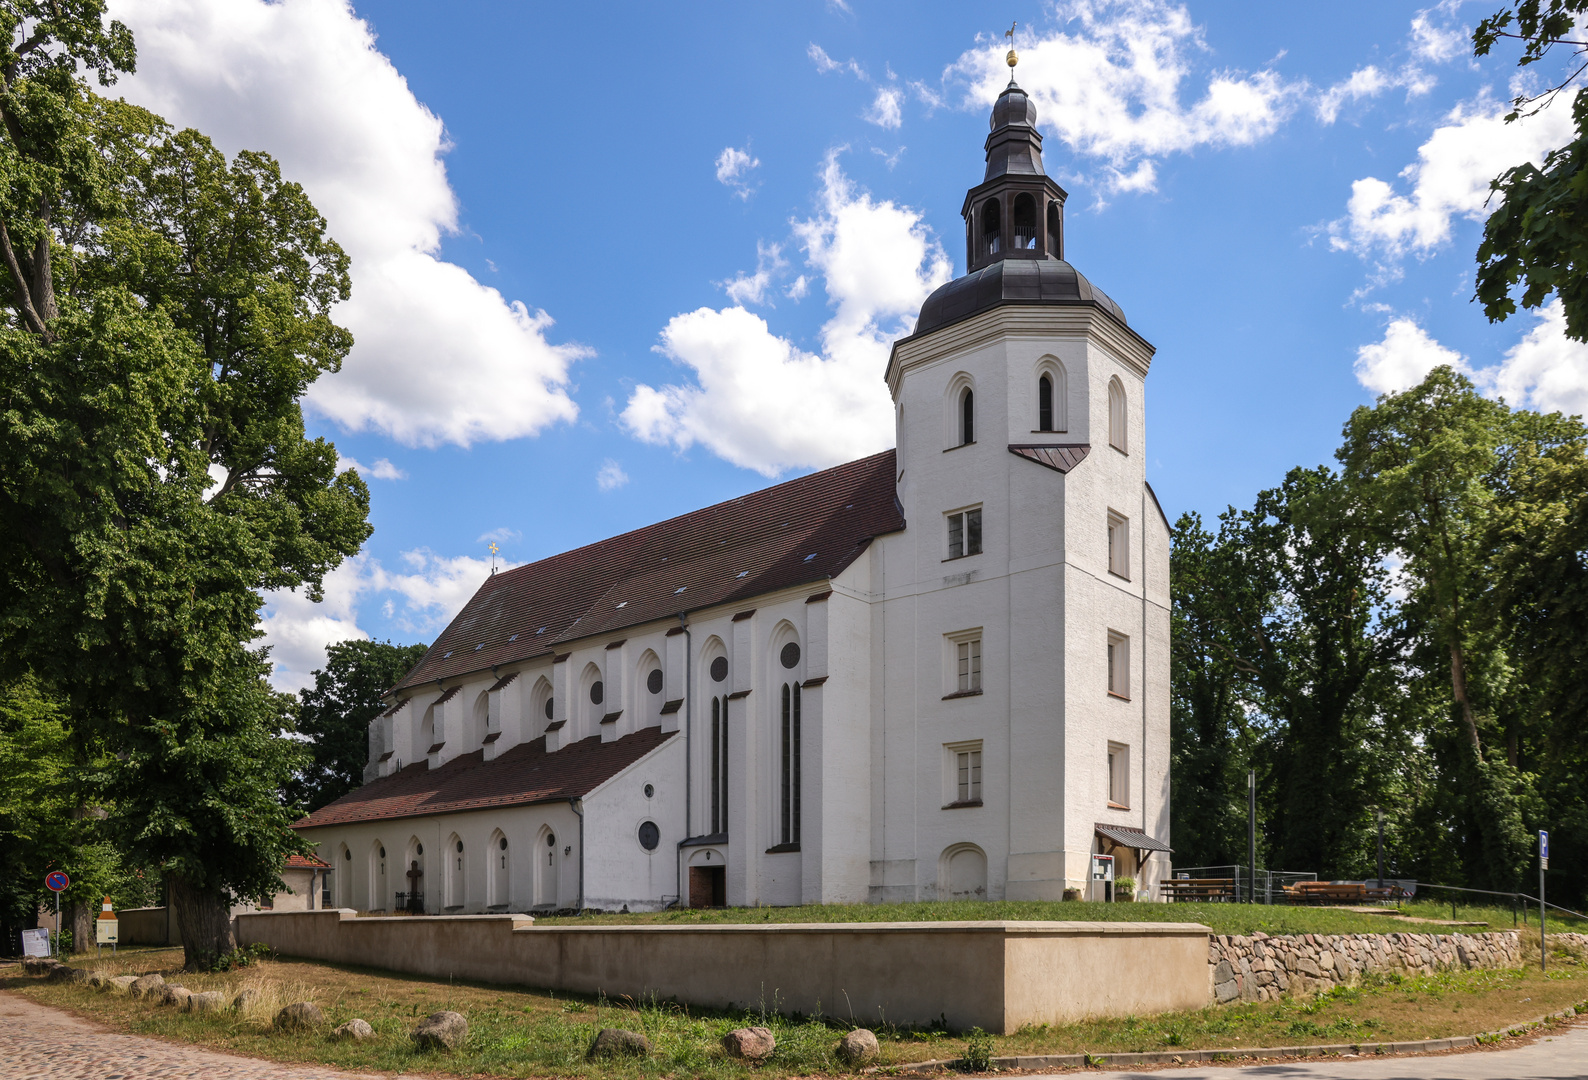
1160 878 1238 902
1281 881 1405 905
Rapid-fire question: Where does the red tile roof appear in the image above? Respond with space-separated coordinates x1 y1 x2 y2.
390 449 903 692
291 728 677 829
285 853 331 869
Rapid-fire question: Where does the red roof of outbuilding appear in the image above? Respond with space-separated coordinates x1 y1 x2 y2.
291 728 677 829
389 449 903 692
285 853 331 869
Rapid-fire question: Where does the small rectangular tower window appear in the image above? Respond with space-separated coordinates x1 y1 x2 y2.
945 740 983 806
1107 511 1130 579
1107 631 1130 699
947 507 983 559
1107 741 1130 808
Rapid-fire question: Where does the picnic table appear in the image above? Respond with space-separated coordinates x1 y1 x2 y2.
1284 881 1370 905
1160 877 1237 902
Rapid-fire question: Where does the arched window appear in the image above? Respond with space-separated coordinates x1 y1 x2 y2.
1046 201 1061 257
445 834 464 910
1038 374 1054 432
980 197 1001 258
471 690 489 748
369 839 387 912
779 682 802 846
488 831 509 908
1108 377 1128 453
1012 193 1036 250
710 694 729 835
960 388 975 446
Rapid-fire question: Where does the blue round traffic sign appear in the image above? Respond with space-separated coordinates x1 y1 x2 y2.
45 871 69 892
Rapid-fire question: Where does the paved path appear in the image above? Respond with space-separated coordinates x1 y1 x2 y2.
0 991 387 1079
2 989 1584 1079
1045 1021 1588 1080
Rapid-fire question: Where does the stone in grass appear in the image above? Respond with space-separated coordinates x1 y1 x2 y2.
332 1018 375 1042
186 991 225 1013
231 987 261 1012
722 1026 777 1061
836 1028 879 1065
22 957 61 975
46 965 90 985
158 985 193 1008
109 976 137 993
412 1011 469 1051
274 1002 326 1032
587 1028 651 1059
128 973 166 999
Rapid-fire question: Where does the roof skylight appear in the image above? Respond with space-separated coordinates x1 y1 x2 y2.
442 650 452 658
616 601 627 608
736 570 749 578
674 586 687 594
508 633 519 642
474 643 484 651
804 553 817 562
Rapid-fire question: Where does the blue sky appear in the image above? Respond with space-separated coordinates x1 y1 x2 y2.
105 1 1587 690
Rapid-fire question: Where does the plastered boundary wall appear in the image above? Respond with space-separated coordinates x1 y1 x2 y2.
1209 931 1525 1004
237 911 1208 1033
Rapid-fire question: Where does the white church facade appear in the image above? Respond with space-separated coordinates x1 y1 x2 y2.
292 71 1173 913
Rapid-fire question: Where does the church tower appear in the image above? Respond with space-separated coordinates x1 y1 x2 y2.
876 56 1172 903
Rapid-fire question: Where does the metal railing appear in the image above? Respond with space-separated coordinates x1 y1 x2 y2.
1171 865 1317 904
395 891 425 914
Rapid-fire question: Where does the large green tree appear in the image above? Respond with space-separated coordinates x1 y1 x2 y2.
0 9 370 967
290 639 429 812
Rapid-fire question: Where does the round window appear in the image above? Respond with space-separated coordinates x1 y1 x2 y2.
344 849 351 861
638 821 660 851
379 847 386 858
499 837 508 851
710 656 728 682
544 697 554 720
455 840 463 853
644 783 654 799
647 669 664 694
780 642 801 669
416 843 424 855
546 833 556 848
590 680 604 705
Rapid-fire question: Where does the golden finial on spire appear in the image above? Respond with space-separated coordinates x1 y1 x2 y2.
1005 21 1019 70
488 540 499 574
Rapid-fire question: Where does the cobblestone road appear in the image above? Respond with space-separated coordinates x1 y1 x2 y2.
0 992 388 1079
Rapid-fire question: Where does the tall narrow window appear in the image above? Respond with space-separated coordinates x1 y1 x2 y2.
946 508 982 559
1108 377 1128 453
1038 374 1054 432
780 683 801 845
957 748 982 803
981 197 1001 257
1012 193 1037 249
1107 511 1129 579
710 696 725 834
1046 201 1062 257
957 638 982 693
960 388 975 445
1107 631 1130 699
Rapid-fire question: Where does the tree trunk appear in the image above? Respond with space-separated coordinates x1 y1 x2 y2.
65 898 92 953
167 873 237 970
1449 642 1481 752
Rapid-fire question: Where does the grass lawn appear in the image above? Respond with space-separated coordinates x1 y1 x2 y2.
532 898 1588 938
5 930 1584 1078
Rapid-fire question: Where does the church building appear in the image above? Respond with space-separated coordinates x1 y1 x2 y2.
292 65 1173 913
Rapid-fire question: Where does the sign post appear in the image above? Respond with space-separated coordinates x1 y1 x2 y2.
44 871 69 957
95 896 118 958
1539 830 1549 972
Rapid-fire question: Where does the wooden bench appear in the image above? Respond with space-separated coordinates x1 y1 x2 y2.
1284 882 1367 905
1160 878 1237 902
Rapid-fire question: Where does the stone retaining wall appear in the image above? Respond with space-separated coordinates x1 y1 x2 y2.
1209 931 1522 1004
1548 932 1588 954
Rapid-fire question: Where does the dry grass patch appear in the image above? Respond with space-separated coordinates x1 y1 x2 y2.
2 943 1584 1077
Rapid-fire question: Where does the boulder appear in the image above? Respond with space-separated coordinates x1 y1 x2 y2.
722 1026 777 1061
186 991 225 1014
274 1002 326 1032
587 1028 651 1059
128 973 165 999
412 1010 468 1051
162 986 193 1009
46 965 90 985
109 976 137 993
231 987 261 1012
22 957 60 976
332 1018 375 1042
836 1028 879 1065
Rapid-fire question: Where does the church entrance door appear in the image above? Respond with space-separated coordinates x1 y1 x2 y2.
689 865 726 908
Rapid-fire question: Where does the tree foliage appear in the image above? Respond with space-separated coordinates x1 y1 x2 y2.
0 9 370 967
290 639 429 812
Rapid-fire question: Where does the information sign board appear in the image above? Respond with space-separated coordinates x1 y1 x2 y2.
20 928 49 957
96 918 118 944
1090 854 1114 881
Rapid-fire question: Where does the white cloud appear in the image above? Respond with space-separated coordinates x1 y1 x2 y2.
1329 92 1577 260
1409 6 1468 64
808 43 864 79
109 0 583 449
596 459 630 491
939 0 1305 193
721 242 787 306
476 527 521 545
1354 301 1588 417
622 153 951 476
1354 316 1470 394
867 86 904 129
715 145 761 199
338 455 406 480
